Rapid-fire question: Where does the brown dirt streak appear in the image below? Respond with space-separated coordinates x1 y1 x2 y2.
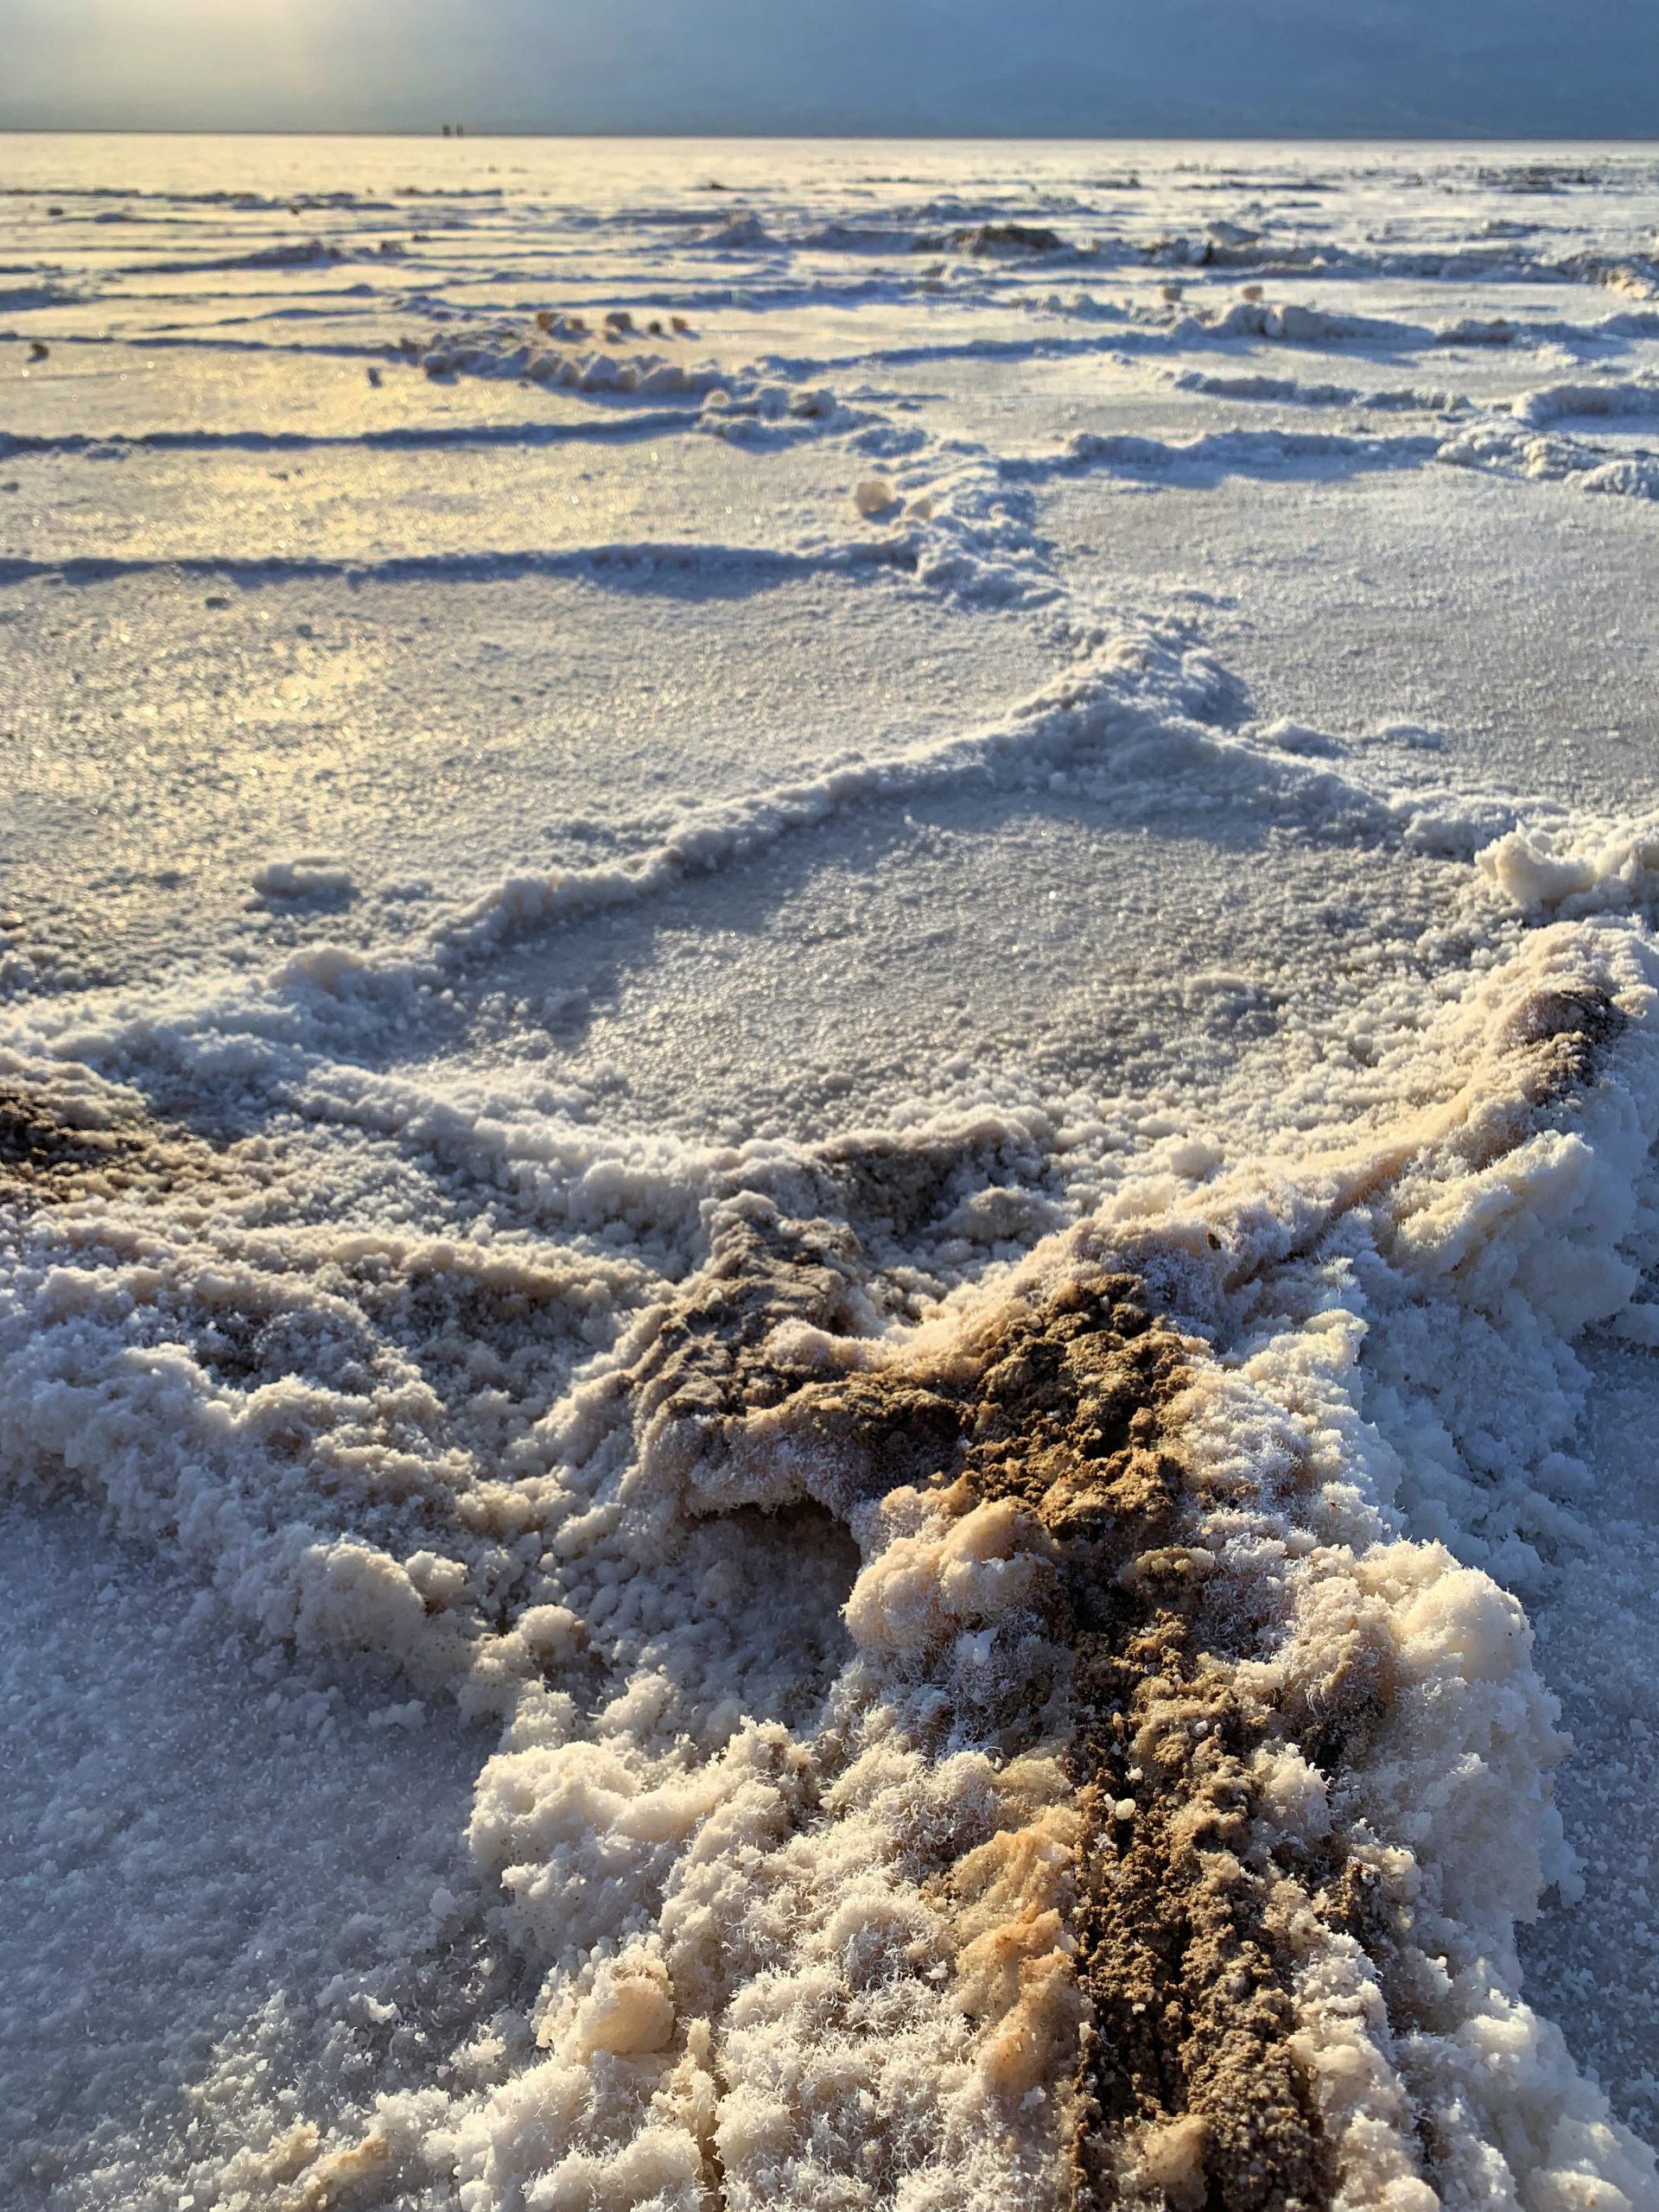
944 1269 1334 2212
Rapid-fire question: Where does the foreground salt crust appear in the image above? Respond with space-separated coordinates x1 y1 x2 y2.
8 902 1659 2209
4 585 1657 2211
0 565 1655 2209
431 922 1659 2212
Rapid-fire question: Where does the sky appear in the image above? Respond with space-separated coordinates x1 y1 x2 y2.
3 0 1659 138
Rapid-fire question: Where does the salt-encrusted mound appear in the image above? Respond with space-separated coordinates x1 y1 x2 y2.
436 925 1654 2211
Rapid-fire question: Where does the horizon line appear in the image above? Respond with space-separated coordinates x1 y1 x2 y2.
3 124 1659 144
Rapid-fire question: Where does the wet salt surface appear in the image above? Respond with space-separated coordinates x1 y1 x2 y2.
4 133 1659 2209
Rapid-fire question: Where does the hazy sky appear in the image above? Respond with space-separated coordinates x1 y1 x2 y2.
5 0 1659 137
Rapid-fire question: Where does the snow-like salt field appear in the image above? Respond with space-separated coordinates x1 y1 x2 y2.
4 131 1659 2210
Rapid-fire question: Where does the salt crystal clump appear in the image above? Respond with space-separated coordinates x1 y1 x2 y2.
251 855 355 900
844 1493 1054 1657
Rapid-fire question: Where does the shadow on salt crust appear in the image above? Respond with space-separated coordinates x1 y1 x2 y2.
0 1503 491 2212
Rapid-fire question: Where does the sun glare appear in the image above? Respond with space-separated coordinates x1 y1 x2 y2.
54 0 335 113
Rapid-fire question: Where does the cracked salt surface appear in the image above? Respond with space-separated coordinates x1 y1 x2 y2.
5 131 1659 2209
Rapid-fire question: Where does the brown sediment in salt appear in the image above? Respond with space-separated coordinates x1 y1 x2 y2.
961 1284 1328 2212
625 963 1645 2207
0 1073 266 1228
632 1198 1351 2209
0 1079 189 1205
914 1273 1341 2212
1497 981 1625 1100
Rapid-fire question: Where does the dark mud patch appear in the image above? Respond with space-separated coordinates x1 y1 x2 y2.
1502 982 1627 1102
913 221 1065 257
0 1077 280 1215
0 1083 166 1205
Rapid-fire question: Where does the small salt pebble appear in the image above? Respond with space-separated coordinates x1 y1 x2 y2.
1115 1797 1136 1821
854 478 896 518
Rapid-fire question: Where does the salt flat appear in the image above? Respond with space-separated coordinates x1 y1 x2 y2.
4 133 1659 2211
